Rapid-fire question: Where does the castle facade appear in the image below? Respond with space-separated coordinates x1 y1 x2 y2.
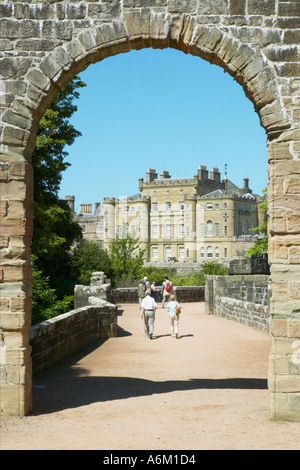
66 165 265 263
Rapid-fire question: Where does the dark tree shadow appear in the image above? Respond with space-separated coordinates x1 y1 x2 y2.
32 339 267 415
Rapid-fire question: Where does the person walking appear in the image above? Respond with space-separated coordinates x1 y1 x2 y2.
150 279 157 301
161 276 173 308
140 289 157 339
138 278 146 307
144 276 150 291
167 294 180 339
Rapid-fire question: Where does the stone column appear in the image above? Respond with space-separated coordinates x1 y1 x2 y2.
268 136 300 421
0 149 33 416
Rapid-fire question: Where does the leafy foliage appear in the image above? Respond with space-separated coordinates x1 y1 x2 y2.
31 76 85 321
31 256 74 325
71 239 113 285
109 234 146 286
33 76 86 200
246 188 268 256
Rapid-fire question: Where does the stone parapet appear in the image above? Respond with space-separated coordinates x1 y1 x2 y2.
111 285 204 304
30 302 117 374
205 274 270 332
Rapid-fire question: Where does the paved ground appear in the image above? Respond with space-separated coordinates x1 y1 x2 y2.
1 302 300 450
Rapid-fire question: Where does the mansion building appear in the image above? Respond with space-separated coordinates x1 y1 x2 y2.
66 165 265 263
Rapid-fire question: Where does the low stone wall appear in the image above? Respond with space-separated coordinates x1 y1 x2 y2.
111 286 204 304
214 296 269 332
205 274 270 332
30 300 117 374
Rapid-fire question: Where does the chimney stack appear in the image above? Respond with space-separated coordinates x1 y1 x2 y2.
65 195 75 211
80 203 92 214
146 168 158 183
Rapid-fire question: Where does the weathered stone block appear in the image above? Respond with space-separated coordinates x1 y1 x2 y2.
0 19 39 39
230 0 246 15
169 0 197 14
0 163 9 182
66 3 87 20
248 0 275 16
284 177 300 195
198 0 228 15
279 3 300 17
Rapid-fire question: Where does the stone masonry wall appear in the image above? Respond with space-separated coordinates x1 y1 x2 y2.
111 285 205 304
0 0 299 420
205 274 270 332
30 302 118 374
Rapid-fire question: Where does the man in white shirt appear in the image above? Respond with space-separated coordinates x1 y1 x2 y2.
140 289 157 339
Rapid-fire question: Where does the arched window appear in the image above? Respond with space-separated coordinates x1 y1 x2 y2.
207 220 213 237
207 246 213 258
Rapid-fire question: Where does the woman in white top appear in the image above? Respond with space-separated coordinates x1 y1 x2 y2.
167 294 180 339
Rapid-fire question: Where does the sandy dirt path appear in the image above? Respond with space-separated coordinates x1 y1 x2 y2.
1 302 299 451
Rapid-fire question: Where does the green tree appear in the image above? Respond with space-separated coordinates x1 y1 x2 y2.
32 76 85 277
33 76 86 200
31 76 86 319
71 239 113 285
109 233 146 286
246 188 268 256
31 255 74 325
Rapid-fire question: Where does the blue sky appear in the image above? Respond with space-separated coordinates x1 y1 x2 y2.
58 48 268 213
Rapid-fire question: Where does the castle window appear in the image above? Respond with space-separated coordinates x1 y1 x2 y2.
179 202 184 211
186 248 190 258
179 224 184 238
152 247 158 259
96 222 103 233
152 225 158 238
215 223 219 237
206 203 213 210
152 202 158 212
165 224 171 238
224 225 227 236
200 223 204 237
131 206 135 213
207 220 213 237
224 248 228 258
179 247 184 259
166 247 171 259
165 202 171 212
207 246 213 258
200 247 204 258
215 247 219 258
215 204 219 210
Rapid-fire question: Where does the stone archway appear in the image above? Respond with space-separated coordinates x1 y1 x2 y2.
0 1 299 421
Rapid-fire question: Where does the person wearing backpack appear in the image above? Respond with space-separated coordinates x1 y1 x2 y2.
161 276 173 308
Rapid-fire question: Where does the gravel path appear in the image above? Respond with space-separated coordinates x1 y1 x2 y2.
1 302 299 450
